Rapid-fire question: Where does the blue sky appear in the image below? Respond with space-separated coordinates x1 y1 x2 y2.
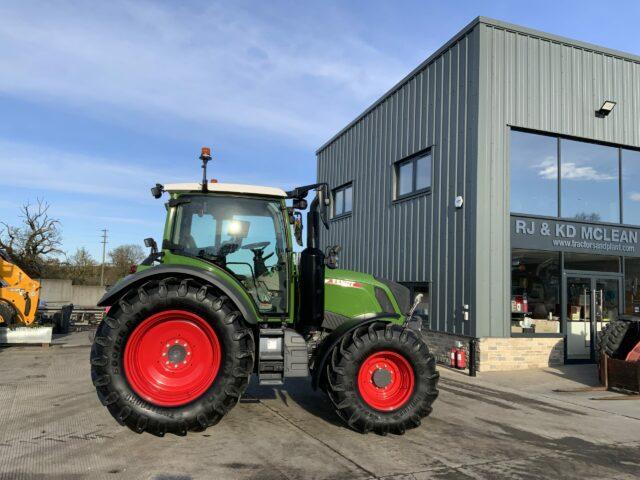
2 0 640 260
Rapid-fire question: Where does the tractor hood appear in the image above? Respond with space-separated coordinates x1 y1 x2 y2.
323 268 411 320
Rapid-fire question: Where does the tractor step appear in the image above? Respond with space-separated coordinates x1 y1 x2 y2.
258 328 285 385
257 327 309 386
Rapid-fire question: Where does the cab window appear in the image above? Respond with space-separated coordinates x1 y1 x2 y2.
171 195 288 314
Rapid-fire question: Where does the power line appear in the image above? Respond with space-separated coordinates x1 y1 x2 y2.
100 229 108 287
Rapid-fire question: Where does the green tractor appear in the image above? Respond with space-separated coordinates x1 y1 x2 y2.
90 148 438 436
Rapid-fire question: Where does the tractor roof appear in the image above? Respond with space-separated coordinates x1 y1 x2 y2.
163 182 287 198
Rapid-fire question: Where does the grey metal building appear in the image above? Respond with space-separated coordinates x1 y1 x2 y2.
316 17 640 370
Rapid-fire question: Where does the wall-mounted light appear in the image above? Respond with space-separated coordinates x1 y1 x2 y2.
596 100 616 117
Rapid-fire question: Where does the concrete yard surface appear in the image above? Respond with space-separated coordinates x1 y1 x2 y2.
0 332 639 480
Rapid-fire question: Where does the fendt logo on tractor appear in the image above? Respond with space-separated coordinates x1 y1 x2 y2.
325 278 362 288
90 147 439 436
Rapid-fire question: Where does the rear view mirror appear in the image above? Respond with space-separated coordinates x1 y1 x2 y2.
144 237 158 254
318 185 330 229
141 237 162 266
293 212 303 246
293 198 308 210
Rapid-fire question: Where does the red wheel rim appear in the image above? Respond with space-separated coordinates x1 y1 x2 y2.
124 310 221 407
357 350 415 411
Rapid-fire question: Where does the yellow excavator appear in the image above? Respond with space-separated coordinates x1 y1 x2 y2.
0 248 72 343
0 248 40 327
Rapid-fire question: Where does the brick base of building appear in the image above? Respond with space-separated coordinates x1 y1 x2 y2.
478 337 564 371
421 331 473 367
422 331 564 372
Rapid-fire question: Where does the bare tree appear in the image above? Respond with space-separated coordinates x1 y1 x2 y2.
0 199 62 277
69 247 98 285
109 244 145 278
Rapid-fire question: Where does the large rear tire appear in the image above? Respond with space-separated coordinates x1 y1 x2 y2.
90 277 255 436
598 318 640 360
324 322 438 435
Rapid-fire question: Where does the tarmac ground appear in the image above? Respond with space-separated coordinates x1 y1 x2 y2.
0 331 639 480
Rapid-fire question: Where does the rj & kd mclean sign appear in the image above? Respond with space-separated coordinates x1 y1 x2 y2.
510 216 640 256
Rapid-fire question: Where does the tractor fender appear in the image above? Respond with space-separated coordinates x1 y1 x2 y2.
311 315 396 390
97 264 260 324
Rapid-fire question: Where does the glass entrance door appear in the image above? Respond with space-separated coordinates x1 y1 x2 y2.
566 277 592 361
565 274 621 362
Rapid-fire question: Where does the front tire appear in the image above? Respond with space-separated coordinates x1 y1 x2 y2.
0 301 16 327
90 277 255 436
324 321 439 435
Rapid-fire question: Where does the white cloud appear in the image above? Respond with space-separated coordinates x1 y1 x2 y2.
629 192 640 202
0 1 409 146
561 162 616 181
0 139 303 199
536 158 558 180
0 140 164 201
53 208 161 228
537 159 616 181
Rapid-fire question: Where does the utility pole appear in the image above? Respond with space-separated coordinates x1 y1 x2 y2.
100 229 108 287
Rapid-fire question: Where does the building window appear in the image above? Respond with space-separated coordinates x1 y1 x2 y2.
510 130 558 217
622 149 640 225
624 257 640 314
510 129 640 226
333 183 353 217
563 253 620 272
511 249 561 335
395 151 431 198
560 139 619 223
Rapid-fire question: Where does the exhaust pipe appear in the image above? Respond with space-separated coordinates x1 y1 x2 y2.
298 195 325 330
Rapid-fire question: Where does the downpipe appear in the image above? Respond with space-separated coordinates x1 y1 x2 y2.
468 337 477 377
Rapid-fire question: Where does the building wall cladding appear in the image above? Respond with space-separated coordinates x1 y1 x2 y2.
475 20 640 337
317 23 481 337
317 17 640 342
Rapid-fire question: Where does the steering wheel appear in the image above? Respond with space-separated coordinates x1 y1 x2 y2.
242 242 274 277
242 241 271 251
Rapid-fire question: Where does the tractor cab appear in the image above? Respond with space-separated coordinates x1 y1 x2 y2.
147 147 332 325
164 190 290 314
